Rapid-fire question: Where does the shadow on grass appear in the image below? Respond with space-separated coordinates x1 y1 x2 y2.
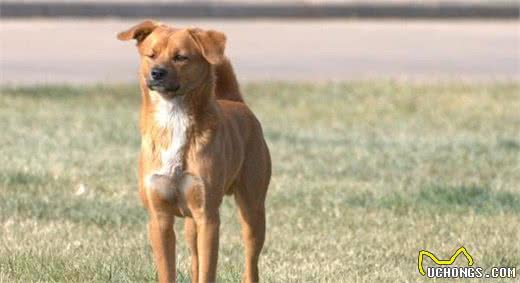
0 171 50 187
2 250 158 283
1 185 146 228
377 184 520 215
0 84 139 99
1 196 146 227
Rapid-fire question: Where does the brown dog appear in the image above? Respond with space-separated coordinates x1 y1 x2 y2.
117 21 271 283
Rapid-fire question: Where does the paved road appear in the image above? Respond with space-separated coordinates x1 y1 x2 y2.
0 19 518 84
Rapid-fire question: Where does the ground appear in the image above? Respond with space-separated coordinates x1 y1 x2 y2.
0 81 519 282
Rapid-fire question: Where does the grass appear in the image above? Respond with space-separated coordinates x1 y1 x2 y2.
0 81 519 282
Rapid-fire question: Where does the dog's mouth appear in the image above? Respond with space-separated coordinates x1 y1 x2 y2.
147 81 181 97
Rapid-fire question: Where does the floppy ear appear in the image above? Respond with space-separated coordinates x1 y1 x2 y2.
117 20 159 44
188 29 226 65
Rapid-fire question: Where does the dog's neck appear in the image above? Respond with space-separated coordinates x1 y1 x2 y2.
141 74 218 177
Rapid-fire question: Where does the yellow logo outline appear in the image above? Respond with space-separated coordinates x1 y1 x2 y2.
418 246 474 276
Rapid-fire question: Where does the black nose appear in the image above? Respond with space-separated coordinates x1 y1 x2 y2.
150 67 167 81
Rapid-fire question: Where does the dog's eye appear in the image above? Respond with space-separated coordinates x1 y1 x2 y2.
173 54 188 62
146 53 156 59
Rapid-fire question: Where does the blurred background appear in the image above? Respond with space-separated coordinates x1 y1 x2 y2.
1 0 518 83
1 1 519 282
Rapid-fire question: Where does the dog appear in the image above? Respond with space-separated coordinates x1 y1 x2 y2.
117 21 271 283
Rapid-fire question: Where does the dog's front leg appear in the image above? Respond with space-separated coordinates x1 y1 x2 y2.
185 218 199 283
148 204 176 283
194 212 220 283
180 174 219 283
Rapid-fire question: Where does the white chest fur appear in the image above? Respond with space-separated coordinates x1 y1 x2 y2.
150 91 191 177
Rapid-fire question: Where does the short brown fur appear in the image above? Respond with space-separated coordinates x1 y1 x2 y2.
118 21 271 283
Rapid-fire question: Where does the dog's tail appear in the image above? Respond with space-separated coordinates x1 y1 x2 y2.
214 57 245 103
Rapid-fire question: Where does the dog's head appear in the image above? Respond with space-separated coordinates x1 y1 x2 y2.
117 21 226 99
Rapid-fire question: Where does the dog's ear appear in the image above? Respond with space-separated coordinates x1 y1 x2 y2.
117 20 159 44
188 29 226 65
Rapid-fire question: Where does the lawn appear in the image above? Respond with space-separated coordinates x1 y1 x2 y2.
0 81 519 282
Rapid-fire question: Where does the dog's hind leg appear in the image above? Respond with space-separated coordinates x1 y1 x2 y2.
234 189 266 283
146 173 203 283
178 174 219 283
234 137 270 283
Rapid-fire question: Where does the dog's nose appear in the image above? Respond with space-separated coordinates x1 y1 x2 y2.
150 67 167 81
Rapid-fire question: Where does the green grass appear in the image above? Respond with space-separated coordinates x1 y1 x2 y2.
1 81 519 282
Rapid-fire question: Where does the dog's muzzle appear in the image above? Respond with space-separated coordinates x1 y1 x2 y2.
147 67 181 94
